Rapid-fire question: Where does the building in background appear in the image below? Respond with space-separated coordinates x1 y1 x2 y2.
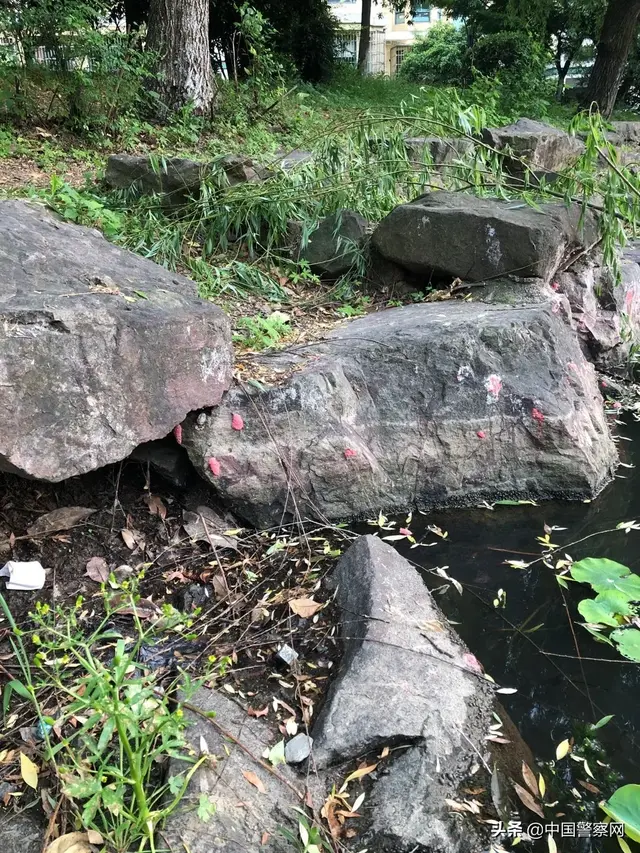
329 1 447 76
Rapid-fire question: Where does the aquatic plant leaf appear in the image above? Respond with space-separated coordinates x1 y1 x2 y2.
570 558 640 598
610 628 640 662
578 599 622 628
602 784 640 842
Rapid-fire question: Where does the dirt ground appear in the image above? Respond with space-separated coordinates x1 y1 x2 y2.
0 457 346 830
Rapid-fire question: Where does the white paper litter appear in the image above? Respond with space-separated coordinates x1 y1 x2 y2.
0 560 46 590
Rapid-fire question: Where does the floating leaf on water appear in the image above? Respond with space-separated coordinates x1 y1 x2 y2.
571 558 640 598
602 784 640 842
610 628 640 662
591 714 614 731
513 781 544 818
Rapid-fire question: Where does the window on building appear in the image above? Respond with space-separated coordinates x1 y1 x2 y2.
412 4 431 21
394 9 406 23
394 45 409 74
335 33 358 64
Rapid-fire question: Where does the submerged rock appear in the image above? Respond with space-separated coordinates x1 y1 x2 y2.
371 190 596 284
183 301 616 526
0 200 231 481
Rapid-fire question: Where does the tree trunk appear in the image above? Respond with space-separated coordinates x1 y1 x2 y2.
357 0 372 73
554 53 573 102
586 0 640 117
146 0 214 114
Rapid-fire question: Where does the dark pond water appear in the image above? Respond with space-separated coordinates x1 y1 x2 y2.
376 417 640 800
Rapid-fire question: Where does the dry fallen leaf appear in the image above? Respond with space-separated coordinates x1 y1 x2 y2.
146 494 167 520
248 706 269 718
27 507 95 537
20 752 38 789
85 557 109 584
242 770 266 793
513 781 544 818
211 573 228 600
343 763 377 784
289 597 322 618
522 761 539 798
121 529 137 550
555 739 571 760
44 831 93 853
183 507 238 551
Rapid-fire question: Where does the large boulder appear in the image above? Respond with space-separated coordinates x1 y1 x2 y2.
371 191 596 285
481 118 584 175
0 200 232 481
104 153 265 207
312 535 534 852
182 301 616 526
609 121 640 145
404 136 475 168
298 210 369 279
556 244 640 370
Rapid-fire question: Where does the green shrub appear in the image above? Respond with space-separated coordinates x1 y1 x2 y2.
398 23 468 86
470 30 553 116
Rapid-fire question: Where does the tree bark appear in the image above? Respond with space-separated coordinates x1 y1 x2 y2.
586 0 640 117
146 0 214 114
357 0 372 73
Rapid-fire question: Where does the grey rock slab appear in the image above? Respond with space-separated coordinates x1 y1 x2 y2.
311 535 493 767
0 200 231 480
482 117 584 174
312 535 495 852
371 190 596 283
183 301 617 526
299 209 369 279
404 135 475 167
162 690 304 852
0 810 44 853
610 121 640 145
105 153 265 207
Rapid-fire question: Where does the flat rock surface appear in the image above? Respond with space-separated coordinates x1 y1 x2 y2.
0 810 44 853
0 200 231 480
183 301 616 526
162 690 303 852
